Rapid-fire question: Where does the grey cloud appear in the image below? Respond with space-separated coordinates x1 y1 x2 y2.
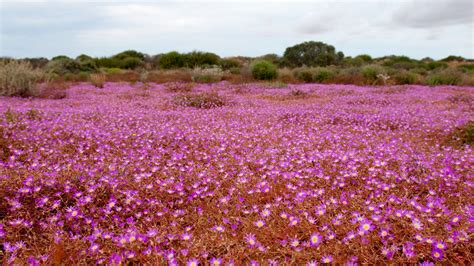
392 0 473 28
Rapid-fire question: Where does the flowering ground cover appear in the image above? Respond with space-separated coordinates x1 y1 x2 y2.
0 82 473 265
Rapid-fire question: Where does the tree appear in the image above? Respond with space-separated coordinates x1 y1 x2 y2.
283 41 344 67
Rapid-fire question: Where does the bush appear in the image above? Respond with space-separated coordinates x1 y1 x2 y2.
441 55 465 62
362 65 385 84
157 52 186 69
191 67 224 83
457 64 474 74
45 58 82 75
293 68 314 82
394 71 417 84
120 57 142 69
425 70 461 86
90 73 106 88
0 61 43 97
219 58 241 70
313 67 335 83
113 50 146 61
184 51 220 68
172 92 226 109
423 61 448 71
251 60 277 80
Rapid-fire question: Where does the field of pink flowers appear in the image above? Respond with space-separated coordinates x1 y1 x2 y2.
0 82 473 265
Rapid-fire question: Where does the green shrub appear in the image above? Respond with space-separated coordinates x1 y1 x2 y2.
294 69 314 82
394 71 417 84
0 61 43 97
219 58 241 70
313 67 335 83
113 50 146 61
184 51 220 68
172 92 227 109
78 60 98 72
120 57 142 69
458 64 474 74
425 70 461 86
250 60 277 80
441 55 465 62
158 52 186 69
45 58 82 75
362 65 385 84
76 54 93 62
104 68 122 74
423 61 448 71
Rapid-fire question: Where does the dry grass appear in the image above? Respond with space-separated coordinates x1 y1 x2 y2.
90 73 106 88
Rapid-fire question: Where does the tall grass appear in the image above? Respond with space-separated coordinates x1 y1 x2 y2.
0 61 43 97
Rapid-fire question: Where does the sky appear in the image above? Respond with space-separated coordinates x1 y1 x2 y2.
1 0 473 60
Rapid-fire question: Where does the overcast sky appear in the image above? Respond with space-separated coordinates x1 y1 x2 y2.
1 0 473 59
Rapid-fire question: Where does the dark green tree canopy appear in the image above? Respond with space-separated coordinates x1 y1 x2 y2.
113 50 146 61
283 41 344 67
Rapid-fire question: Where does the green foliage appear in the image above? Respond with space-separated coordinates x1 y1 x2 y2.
394 71 417 84
172 92 227 109
184 51 220 68
51 55 71 61
120 57 143 69
362 65 385 84
425 70 461 86
0 61 43 97
381 55 419 70
258 54 282 65
45 58 82 75
355 54 373 63
104 68 122 74
218 58 241 70
294 68 314 82
76 54 93 62
113 50 146 61
283 41 343 67
251 60 278 80
457 64 474 74
158 52 186 69
441 55 465 62
342 57 364 67
423 61 448 71
24 57 49 68
313 67 335 83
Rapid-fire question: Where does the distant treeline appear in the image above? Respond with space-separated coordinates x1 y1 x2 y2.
1 41 473 86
